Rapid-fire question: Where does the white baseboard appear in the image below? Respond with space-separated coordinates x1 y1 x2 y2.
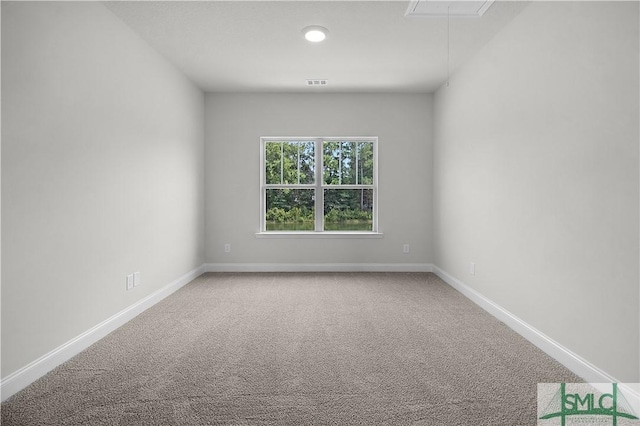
431 265 640 408
0 264 206 402
4 263 637 410
205 263 434 273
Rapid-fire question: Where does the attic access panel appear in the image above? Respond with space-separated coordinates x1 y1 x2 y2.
405 0 494 18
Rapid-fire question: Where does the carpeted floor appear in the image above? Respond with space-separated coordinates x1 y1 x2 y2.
1 272 581 425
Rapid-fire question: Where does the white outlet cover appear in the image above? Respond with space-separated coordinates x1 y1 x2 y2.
133 272 140 287
126 274 134 290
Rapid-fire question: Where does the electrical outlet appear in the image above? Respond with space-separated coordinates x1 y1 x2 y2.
403 244 410 254
224 243 231 253
470 262 476 275
133 272 140 287
126 274 134 290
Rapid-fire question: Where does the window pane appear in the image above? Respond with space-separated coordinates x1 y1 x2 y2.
298 141 315 184
357 142 374 185
323 141 340 185
265 141 315 185
282 142 298 184
265 189 315 231
265 142 282 184
323 141 372 185
340 142 356 185
323 189 373 231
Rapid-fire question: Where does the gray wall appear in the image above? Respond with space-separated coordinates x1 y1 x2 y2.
1 2 205 377
205 93 433 266
433 1 639 381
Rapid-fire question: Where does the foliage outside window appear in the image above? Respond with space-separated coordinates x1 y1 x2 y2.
260 137 378 233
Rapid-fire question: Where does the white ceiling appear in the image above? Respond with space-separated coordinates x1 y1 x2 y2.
104 1 529 93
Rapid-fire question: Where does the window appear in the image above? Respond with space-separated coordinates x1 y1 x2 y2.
260 137 378 234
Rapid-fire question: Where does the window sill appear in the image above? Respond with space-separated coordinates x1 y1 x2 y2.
255 232 384 239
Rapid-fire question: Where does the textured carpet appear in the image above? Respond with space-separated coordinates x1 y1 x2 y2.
2 272 581 425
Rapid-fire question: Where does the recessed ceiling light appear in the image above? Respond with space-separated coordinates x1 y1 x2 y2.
302 26 328 43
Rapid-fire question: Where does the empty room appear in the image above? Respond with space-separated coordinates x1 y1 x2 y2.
1 0 638 424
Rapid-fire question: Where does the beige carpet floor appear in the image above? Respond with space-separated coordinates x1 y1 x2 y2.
1 272 581 425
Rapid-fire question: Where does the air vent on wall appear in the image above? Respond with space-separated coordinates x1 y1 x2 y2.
306 79 328 86
405 0 494 18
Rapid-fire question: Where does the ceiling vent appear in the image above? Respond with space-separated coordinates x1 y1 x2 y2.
405 0 494 18
306 79 328 87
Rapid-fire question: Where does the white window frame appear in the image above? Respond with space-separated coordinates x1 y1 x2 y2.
257 137 381 238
